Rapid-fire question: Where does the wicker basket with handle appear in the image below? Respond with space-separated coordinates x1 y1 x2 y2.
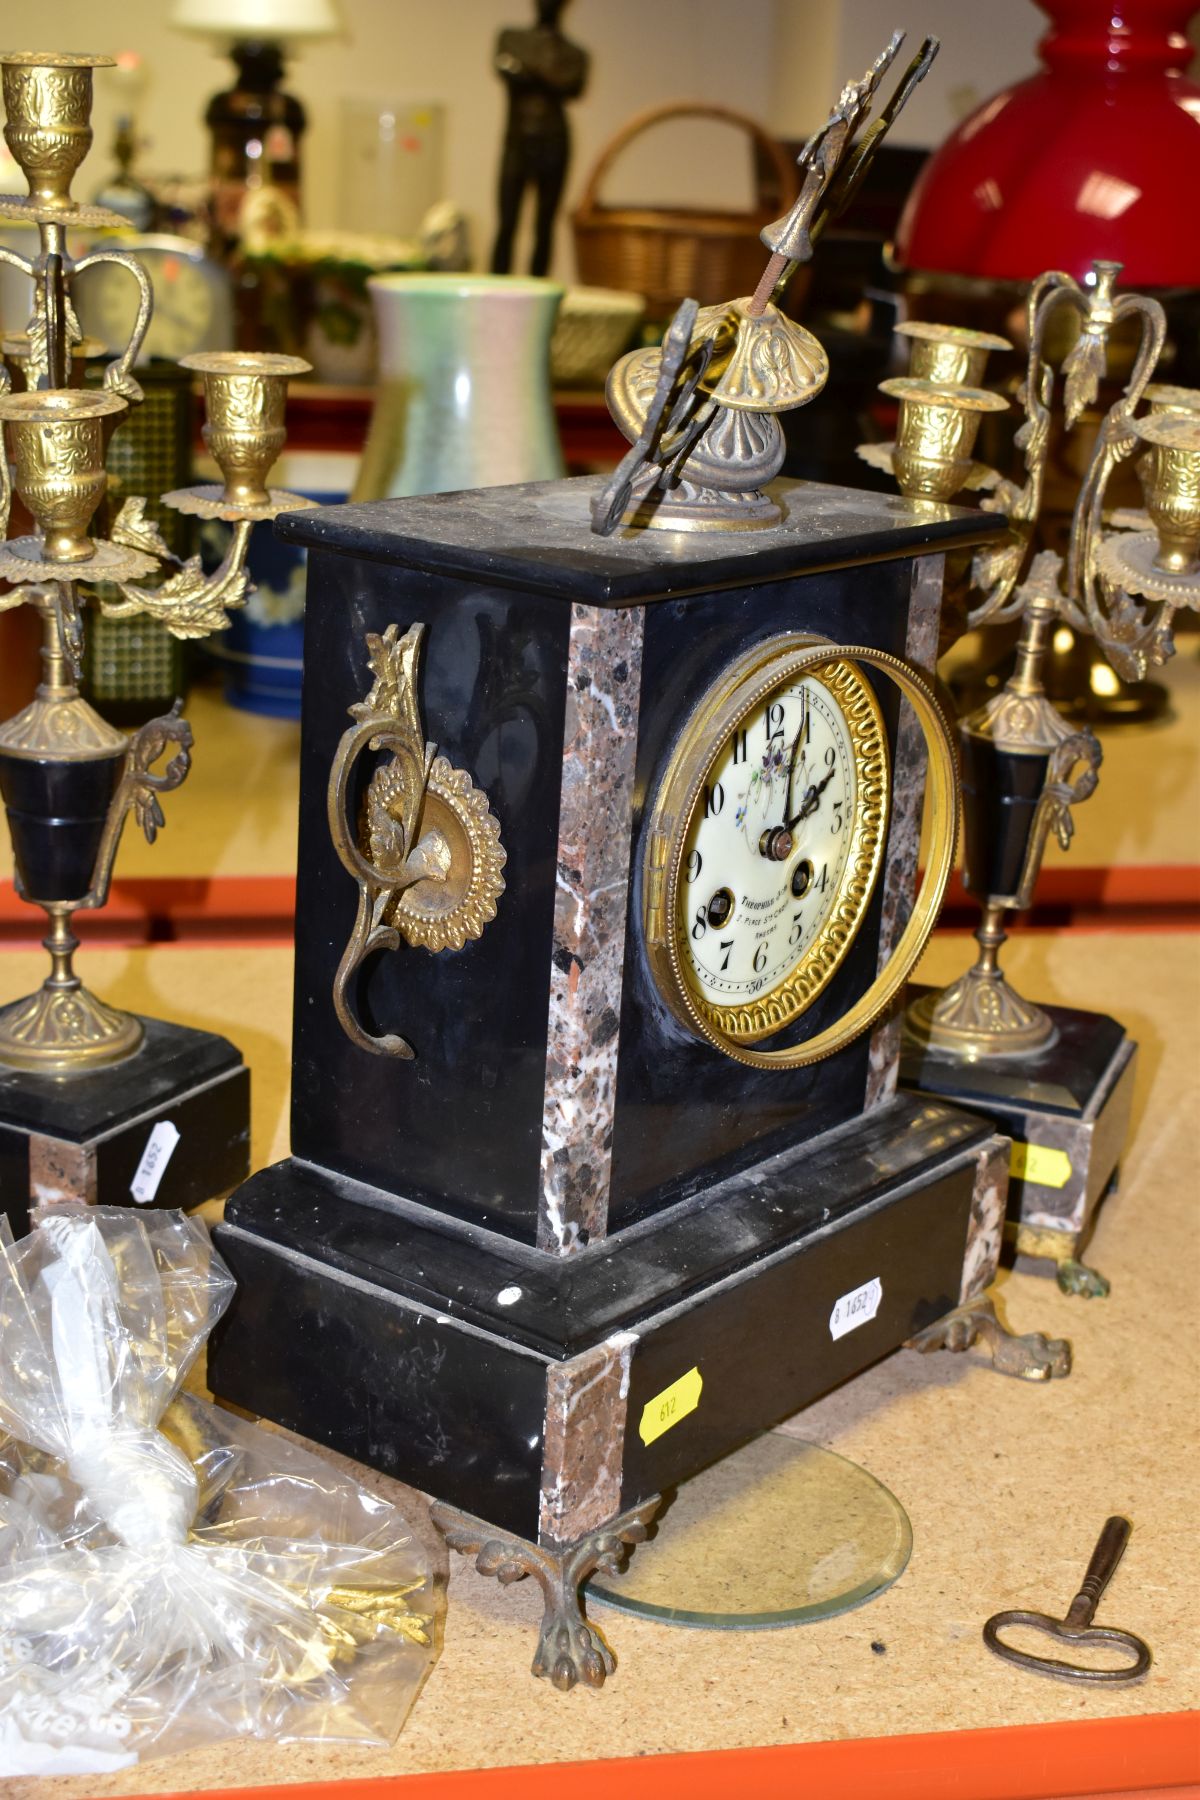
571 101 798 320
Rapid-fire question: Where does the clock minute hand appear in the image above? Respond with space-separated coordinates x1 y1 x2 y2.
781 697 807 831
785 765 836 831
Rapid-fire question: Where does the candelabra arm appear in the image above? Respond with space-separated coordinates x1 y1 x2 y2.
1066 290 1165 606
72 248 153 404
79 703 193 914
105 518 254 639
0 244 33 282
966 273 1085 630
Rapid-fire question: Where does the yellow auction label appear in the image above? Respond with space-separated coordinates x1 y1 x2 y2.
1010 1141 1072 1189
639 1367 703 1446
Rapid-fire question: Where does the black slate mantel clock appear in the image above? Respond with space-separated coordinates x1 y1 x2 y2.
209 473 1070 1689
210 34 1072 1690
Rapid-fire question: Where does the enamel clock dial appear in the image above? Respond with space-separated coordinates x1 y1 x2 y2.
680 657 887 1033
644 634 955 1069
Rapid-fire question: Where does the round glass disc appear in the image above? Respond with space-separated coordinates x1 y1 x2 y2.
585 1433 912 1630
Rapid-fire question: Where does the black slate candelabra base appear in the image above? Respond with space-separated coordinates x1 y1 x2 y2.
901 994 1136 1298
0 1016 250 1237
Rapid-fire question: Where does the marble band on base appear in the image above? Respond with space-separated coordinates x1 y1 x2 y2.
537 603 645 1255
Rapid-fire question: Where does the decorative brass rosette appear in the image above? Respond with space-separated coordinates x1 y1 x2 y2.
374 754 506 953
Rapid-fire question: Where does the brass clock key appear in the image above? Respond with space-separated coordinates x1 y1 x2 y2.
983 1517 1152 1684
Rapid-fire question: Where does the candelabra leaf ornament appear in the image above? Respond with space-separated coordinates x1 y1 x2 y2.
0 46 313 1075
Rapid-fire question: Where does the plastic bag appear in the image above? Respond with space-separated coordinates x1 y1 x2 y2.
0 1207 441 1776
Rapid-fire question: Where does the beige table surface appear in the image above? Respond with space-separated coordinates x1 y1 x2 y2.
1 922 1196 1797
1 646 1196 890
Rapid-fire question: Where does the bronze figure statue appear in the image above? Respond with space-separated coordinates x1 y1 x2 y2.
490 0 588 277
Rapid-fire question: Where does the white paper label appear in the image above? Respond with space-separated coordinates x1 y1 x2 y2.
129 1121 180 1205
829 1276 882 1341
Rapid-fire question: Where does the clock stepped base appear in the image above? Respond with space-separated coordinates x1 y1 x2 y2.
209 1096 1070 1684
901 994 1136 1299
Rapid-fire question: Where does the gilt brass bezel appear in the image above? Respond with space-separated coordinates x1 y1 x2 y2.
642 635 959 1070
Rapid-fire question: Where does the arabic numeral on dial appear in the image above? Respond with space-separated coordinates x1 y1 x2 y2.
686 849 702 884
825 745 836 768
765 701 785 742
704 781 725 818
789 909 804 946
719 939 734 970
692 906 708 940
731 729 748 765
817 861 829 892
831 798 844 833
753 941 768 973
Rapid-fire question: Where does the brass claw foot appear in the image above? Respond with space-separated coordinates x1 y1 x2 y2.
430 1496 660 1692
1056 1257 1111 1300
1013 1220 1113 1301
908 1294 1071 1382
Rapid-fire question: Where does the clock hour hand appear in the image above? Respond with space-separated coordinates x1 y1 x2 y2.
785 765 836 831
759 703 816 860
781 693 808 833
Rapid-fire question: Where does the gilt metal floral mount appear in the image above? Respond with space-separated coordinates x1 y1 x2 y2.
328 624 506 1059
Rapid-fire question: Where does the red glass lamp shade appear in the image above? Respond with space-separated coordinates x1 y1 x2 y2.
896 1 1200 285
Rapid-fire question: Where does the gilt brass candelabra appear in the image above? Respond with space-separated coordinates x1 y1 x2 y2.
861 261 1193 1061
0 49 312 1072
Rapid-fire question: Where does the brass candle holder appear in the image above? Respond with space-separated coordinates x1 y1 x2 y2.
1132 413 1200 571
0 46 313 1083
894 320 1011 387
169 351 314 521
2 387 126 561
0 49 110 212
878 377 1009 501
1143 383 1200 418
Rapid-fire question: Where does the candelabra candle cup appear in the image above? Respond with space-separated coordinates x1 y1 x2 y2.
895 321 1011 387
1144 384 1200 419
0 387 127 562
0 50 114 211
879 377 1008 502
1134 413 1200 575
180 351 312 509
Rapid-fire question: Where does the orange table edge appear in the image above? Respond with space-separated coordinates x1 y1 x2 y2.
127 1711 1200 1800
0 864 1196 949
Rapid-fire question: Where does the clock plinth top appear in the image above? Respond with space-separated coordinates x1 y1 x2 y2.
276 474 1007 607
